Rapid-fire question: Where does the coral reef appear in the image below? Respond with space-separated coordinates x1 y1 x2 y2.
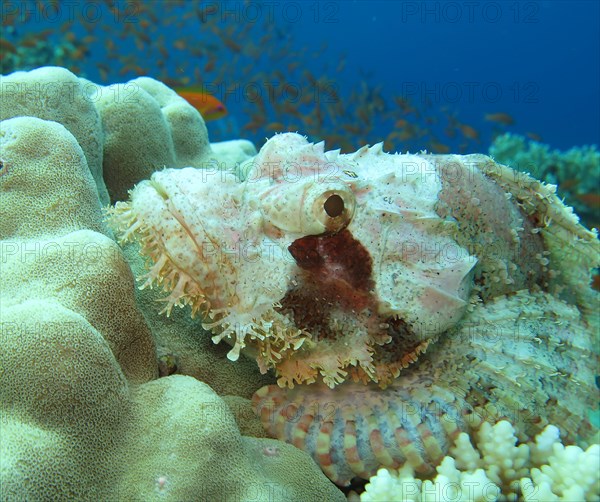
0 66 256 204
2 67 597 498
0 73 343 500
93 74 256 202
489 132 600 228
360 420 600 501
0 66 264 399
93 75 210 202
0 66 110 204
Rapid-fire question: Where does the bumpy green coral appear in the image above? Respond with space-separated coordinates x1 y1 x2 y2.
0 115 343 500
94 75 256 202
0 67 257 205
94 76 211 202
489 133 599 228
0 66 110 205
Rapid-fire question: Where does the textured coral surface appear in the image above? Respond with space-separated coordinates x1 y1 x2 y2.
361 420 600 501
0 72 345 501
3 68 598 499
0 67 110 204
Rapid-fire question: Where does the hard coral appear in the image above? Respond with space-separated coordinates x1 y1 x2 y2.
360 420 600 501
95 76 212 202
489 132 600 228
0 66 255 206
2 66 265 400
0 66 110 204
0 115 343 501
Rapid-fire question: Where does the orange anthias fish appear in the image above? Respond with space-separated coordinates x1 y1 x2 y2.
0 38 17 54
577 192 600 209
592 271 600 292
175 88 227 121
458 123 480 141
484 112 515 126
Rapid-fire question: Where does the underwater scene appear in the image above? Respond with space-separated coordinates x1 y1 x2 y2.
1 1 599 501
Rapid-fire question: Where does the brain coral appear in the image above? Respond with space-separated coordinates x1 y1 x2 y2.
0 117 344 500
0 66 109 204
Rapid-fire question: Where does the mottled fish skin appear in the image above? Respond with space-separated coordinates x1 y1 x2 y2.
249 138 599 485
253 290 598 485
108 134 599 485
108 133 480 388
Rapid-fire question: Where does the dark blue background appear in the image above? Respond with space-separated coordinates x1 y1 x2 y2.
279 0 599 149
3 0 599 151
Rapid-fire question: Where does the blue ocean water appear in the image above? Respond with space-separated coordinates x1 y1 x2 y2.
2 0 599 152
302 0 600 150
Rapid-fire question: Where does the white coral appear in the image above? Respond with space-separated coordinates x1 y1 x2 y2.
521 443 600 501
360 465 422 502
471 421 530 494
361 420 600 502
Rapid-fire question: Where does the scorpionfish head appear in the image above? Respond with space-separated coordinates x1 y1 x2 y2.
108 133 476 388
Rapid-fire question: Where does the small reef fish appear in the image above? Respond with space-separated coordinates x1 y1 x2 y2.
593 272 600 292
175 88 227 121
577 192 600 209
484 112 515 126
0 38 17 54
427 140 451 153
526 131 543 142
265 122 287 132
458 123 480 141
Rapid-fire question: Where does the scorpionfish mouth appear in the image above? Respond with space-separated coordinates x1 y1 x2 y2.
274 224 436 389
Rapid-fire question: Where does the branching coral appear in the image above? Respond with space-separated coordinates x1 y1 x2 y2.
360 420 600 501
